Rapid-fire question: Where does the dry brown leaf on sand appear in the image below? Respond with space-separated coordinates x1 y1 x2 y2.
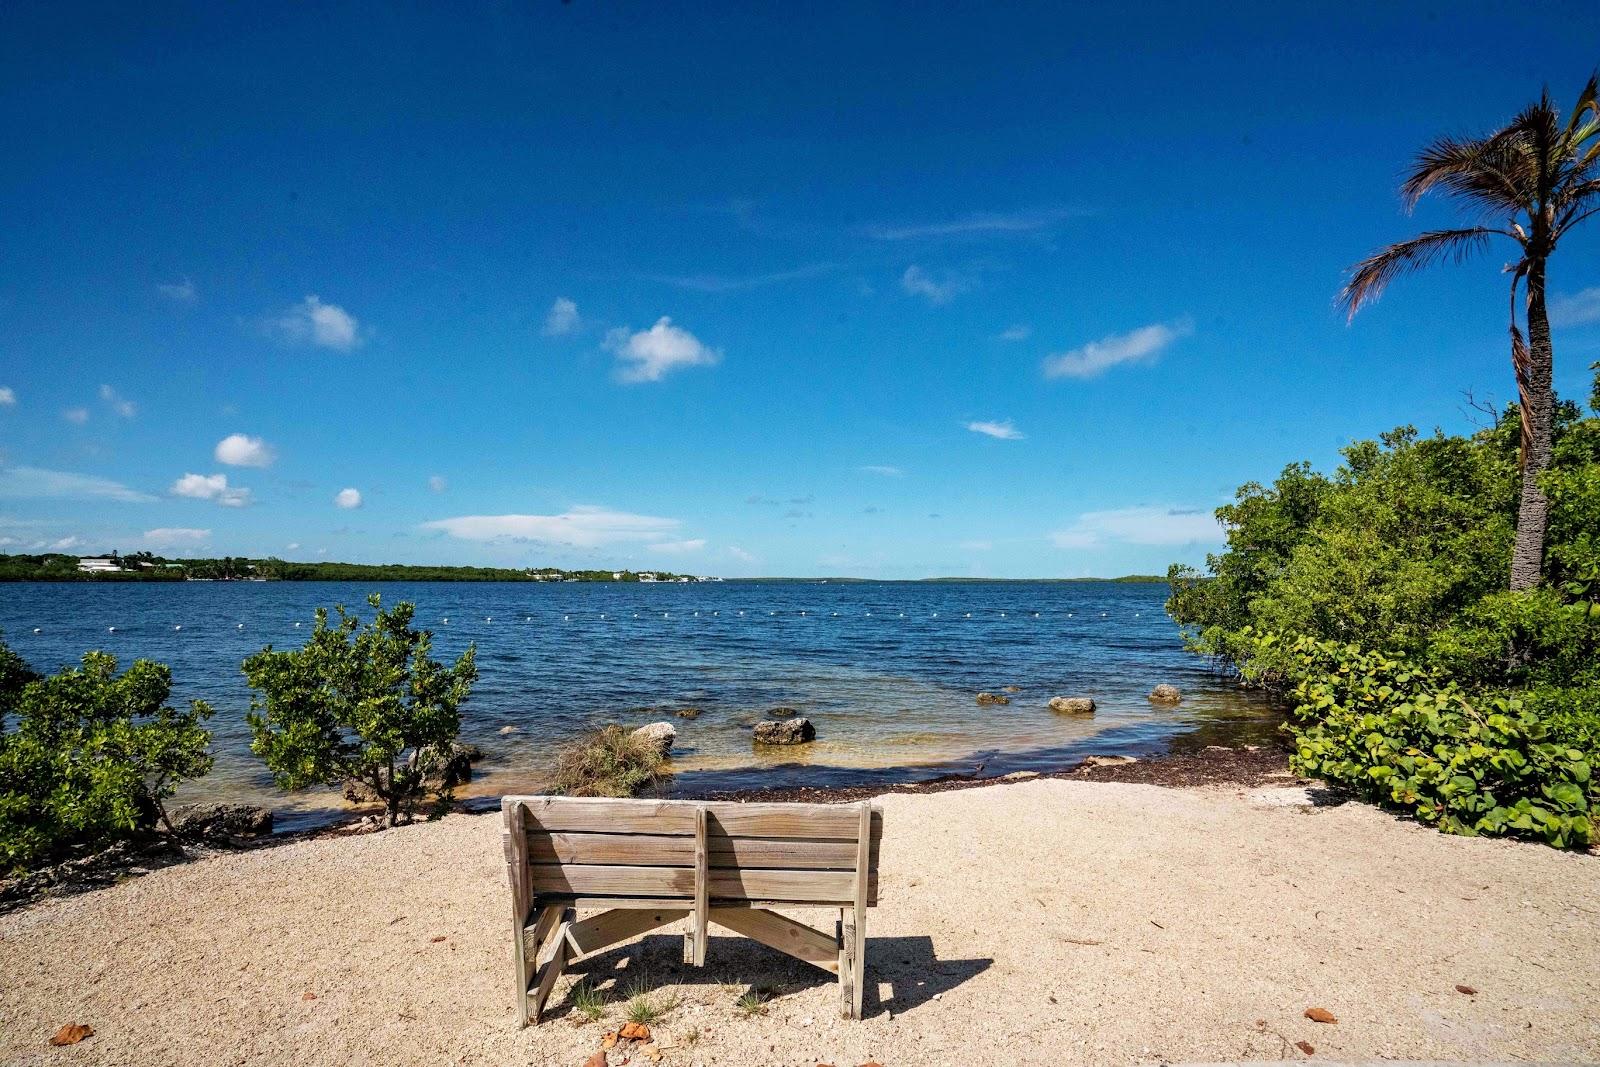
1296 1040 1315 1055
639 1044 663 1064
600 1030 619 1049
619 1021 651 1041
581 1052 606 1067
1456 984 1478 995
859 1062 886 1067
49 1024 94 1046
1304 1007 1337 1024
430 935 447 943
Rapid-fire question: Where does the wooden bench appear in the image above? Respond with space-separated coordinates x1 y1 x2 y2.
501 795 882 1025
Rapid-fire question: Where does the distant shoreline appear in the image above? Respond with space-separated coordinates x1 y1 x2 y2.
3 574 1170 584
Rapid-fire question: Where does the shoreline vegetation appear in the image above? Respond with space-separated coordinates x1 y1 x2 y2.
0 552 1165 583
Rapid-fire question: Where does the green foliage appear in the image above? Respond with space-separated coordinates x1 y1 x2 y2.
0 552 691 583
1265 634 1592 848
0 646 213 872
242 594 477 827
550 725 667 798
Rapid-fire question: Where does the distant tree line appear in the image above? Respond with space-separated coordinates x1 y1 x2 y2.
0 553 688 583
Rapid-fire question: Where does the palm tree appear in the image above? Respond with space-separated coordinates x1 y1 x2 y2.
1340 76 1600 591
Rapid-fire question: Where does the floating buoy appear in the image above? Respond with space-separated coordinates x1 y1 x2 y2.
713 611 719 616
1100 612 1107 617
563 615 569 621
932 612 938 618
633 613 640 618
694 611 699 617
866 612 872 617
738 611 744 616
442 617 449 624
237 623 244 629
485 617 492 623
32 627 41 633
295 621 302 627
174 625 182 631
108 626 116 632
1033 612 1040 617
1000 612 1007 617
600 614 607 619
1067 613 1074 617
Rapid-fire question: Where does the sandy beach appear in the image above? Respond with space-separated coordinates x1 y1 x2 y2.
3 776 1597 1066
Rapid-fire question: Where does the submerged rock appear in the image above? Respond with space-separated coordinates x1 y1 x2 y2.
1080 754 1138 769
976 692 1011 706
674 707 703 720
752 717 816 745
1048 696 1097 715
1000 685 1022 694
1149 684 1183 704
631 721 677 757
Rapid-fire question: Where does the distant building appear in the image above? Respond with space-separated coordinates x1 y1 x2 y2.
77 557 120 573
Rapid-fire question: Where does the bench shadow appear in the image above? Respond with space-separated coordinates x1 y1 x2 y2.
546 928 990 1021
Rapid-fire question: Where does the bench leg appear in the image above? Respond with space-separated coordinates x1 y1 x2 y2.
530 906 575 1024
838 914 856 1019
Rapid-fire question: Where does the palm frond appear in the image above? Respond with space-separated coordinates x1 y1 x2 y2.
1400 133 1531 214
1339 228 1503 319
1563 72 1600 136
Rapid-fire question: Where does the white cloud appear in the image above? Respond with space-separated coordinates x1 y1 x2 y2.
49 535 85 551
62 407 89 425
860 465 904 476
900 265 969 305
544 297 580 336
334 487 363 509
604 317 721 383
421 505 681 547
286 542 301 551
1042 318 1194 380
269 295 362 351
99 384 137 418
870 207 1087 241
0 466 156 503
998 324 1031 342
0 387 14 407
428 475 448 493
170 472 252 507
648 538 707 554
214 433 276 468
144 527 210 546
966 419 1024 440
727 545 757 563
1050 506 1223 549
1550 287 1600 328
157 278 197 303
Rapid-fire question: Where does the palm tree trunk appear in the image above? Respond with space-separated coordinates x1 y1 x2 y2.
1509 256 1554 592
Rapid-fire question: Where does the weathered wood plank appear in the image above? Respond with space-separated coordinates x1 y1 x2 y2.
509 795 883 842
565 907 687 957
527 863 867 904
850 802 871 1020
531 832 865 870
529 907 574 1024
501 799 532 1027
523 903 564 960
692 807 709 966
710 907 838 973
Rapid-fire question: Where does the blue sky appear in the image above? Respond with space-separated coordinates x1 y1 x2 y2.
1 2 1598 578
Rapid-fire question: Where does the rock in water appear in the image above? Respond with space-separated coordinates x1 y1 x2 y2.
674 707 703 720
752 717 816 745
1148 684 1183 704
975 692 1011 705
632 721 677 757
999 685 1022 693
1048 696 1097 715
168 803 273 842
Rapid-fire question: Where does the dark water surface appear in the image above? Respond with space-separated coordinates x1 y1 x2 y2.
0 580 1278 829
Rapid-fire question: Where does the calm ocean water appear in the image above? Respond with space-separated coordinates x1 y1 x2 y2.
0 580 1278 829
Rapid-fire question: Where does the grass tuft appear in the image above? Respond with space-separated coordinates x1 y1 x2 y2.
622 975 679 1024
735 986 771 1017
570 979 606 1022
551 725 668 797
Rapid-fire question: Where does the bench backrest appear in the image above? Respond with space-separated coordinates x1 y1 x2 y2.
502 796 881 908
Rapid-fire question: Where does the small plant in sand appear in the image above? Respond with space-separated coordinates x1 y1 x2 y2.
242 594 477 828
569 979 606 1022
622 976 678 1024
734 987 771 1018
551 724 667 797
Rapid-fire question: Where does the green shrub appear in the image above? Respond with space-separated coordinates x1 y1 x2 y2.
243 594 477 827
1264 634 1592 848
0 648 213 873
550 725 665 797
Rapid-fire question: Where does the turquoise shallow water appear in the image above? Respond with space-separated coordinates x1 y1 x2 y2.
0 580 1279 829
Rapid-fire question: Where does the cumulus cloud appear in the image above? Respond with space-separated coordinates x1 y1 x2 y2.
966 419 1024 440
1050 505 1223 549
1550 287 1600 328
900 265 970 305
49 535 85 551
144 527 210 546
604 317 721 383
171 472 251 507
0 466 157 503
269 295 362 351
543 297 580 336
157 278 197 303
99 384 137 418
0 387 15 406
727 545 757 563
1042 318 1194 380
998 324 1031 342
648 538 707 554
214 433 276 468
860 465 904 476
62 407 89 424
421 505 681 547
334 487 363 509
428 475 448 493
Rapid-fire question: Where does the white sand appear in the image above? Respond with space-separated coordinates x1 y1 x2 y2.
2 778 1597 1066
